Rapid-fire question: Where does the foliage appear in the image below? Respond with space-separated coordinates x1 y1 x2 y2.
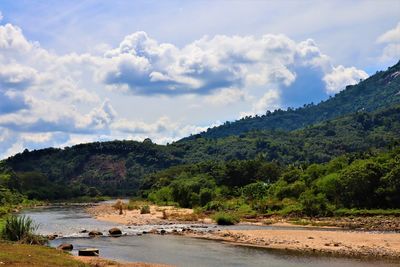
143 147 400 217
212 212 240 225
140 205 150 214
0 215 45 244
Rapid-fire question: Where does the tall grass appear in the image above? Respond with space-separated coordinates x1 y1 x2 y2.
1 215 46 244
140 205 151 214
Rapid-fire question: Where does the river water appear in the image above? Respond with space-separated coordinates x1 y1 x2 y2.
21 205 399 267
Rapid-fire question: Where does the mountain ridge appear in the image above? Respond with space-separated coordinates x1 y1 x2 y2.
181 61 400 140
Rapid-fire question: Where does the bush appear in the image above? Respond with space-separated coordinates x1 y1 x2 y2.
212 212 239 225
140 205 151 214
299 190 331 217
1 215 46 244
199 189 213 206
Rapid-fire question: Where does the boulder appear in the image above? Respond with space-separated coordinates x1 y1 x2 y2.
78 248 99 256
80 229 88 233
108 228 122 236
57 243 73 250
88 230 103 237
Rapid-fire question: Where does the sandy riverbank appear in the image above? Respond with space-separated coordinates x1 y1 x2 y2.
86 203 211 225
183 228 400 259
86 202 400 259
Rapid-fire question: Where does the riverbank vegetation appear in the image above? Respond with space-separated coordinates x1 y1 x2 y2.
141 148 400 219
1 215 46 245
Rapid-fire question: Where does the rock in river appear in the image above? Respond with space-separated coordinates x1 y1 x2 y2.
88 230 103 237
78 248 99 256
57 243 73 250
108 227 122 236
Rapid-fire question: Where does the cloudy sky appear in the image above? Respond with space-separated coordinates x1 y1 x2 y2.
0 0 399 159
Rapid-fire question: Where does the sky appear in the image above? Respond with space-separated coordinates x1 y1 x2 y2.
0 0 399 159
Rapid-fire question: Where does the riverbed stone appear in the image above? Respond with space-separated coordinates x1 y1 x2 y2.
88 230 103 237
78 248 99 256
109 227 122 236
57 243 73 250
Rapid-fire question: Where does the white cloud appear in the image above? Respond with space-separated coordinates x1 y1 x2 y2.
241 89 281 117
205 88 250 105
377 22 400 62
378 22 400 44
324 65 368 94
0 63 38 89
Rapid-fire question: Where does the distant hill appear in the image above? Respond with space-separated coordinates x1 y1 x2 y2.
182 61 400 140
3 104 400 199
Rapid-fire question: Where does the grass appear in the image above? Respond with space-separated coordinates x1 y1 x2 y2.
212 212 240 225
0 241 88 267
140 205 151 214
333 208 400 216
1 215 47 245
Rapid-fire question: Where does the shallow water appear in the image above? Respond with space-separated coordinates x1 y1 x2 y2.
21 205 400 267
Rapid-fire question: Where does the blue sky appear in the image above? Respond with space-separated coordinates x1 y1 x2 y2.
0 0 399 158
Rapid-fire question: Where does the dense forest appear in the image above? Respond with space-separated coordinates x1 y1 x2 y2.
0 62 399 217
2 104 399 199
141 148 400 216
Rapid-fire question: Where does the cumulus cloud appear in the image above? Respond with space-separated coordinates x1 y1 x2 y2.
377 22 400 62
97 32 367 101
0 63 38 89
240 89 280 117
98 33 299 95
205 88 250 105
324 65 368 94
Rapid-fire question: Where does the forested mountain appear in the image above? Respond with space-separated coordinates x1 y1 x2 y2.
1 62 400 200
2 104 399 199
183 61 400 140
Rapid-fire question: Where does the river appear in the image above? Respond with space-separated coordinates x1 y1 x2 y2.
21 204 399 267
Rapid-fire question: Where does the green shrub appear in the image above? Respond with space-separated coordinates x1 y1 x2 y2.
299 190 331 217
1 215 46 244
140 205 151 214
213 212 239 225
199 188 213 206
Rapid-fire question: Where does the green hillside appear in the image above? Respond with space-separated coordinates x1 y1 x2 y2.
2 104 399 199
183 61 400 140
